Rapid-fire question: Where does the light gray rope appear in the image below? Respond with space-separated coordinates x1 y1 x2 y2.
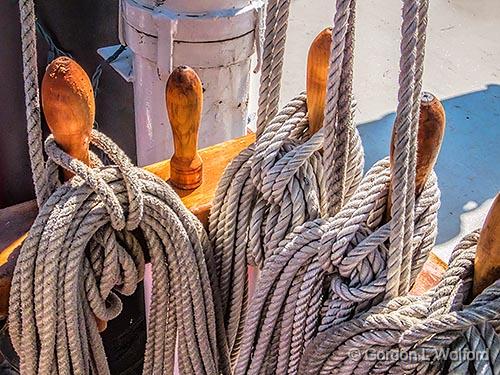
232 0 438 373
255 0 292 137
233 158 440 375
9 130 231 375
386 0 422 299
322 0 357 216
18 0 49 207
300 230 500 374
209 0 365 365
209 93 364 366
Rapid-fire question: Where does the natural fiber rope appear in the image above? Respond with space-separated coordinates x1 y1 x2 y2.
231 0 439 373
209 93 364 365
299 230 500 374
18 0 50 207
9 131 231 375
15 0 232 373
255 0 292 137
386 0 423 299
233 158 440 375
322 0 357 216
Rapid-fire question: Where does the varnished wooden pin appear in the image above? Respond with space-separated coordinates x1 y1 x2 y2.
386 92 446 219
166 66 203 190
472 193 500 299
42 56 95 181
306 27 333 135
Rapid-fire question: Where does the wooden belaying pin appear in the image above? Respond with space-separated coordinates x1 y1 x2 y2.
41 57 107 333
386 92 446 219
166 66 203 190
306 27 333 135
412 92 446 197
42 56 95 181
472 193 500 299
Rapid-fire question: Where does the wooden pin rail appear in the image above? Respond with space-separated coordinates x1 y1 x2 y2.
0 30 453 321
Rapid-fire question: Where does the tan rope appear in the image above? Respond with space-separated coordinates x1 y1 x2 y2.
18 0 49 206
9 131 231 375
232 0 441 373
255 0 292 137
209 93 364 365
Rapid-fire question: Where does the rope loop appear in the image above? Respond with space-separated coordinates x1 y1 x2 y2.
44 130 144 231
299 230 500 374
10 129 230 374
233 156 440 373
209 90 364 364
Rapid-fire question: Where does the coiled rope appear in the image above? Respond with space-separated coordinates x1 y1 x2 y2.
12 0 230 374
209 0 364 365
232 0 441 373
300 230 500 374
10 131 230 375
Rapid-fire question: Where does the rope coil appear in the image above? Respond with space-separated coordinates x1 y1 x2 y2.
209 0 364 364
209 93 364 364
231 0 441 373
9 130 231 375
233 158 440 374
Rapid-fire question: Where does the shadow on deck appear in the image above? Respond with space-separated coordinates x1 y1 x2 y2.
357 84 500 261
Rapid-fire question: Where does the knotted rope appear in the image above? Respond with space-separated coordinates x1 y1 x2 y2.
300 231 500 374
209 94 363 364
9 130 231 375
233 158 440 375
14 0 231 373
232 0 441 373
209 0 364 364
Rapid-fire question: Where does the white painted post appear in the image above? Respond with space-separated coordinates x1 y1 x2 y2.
119 0 263 166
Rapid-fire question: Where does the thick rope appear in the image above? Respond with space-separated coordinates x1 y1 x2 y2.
209 93 364 366
210 0 365 365
18 0 49 206
386 0 422 299
231 0 437 373
233 158 440 374
300 231 500 374
322 0 357 216
9 130 231 375
16 1 232 373
255 0 292 137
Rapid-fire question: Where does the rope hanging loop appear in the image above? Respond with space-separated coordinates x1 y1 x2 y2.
232 0 446 373
300 217 500 374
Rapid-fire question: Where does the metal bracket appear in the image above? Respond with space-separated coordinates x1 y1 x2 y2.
152 8 178 82
97 45 134 82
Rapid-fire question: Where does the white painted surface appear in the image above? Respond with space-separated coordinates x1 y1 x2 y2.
249 0 500 263
120 0 263 165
